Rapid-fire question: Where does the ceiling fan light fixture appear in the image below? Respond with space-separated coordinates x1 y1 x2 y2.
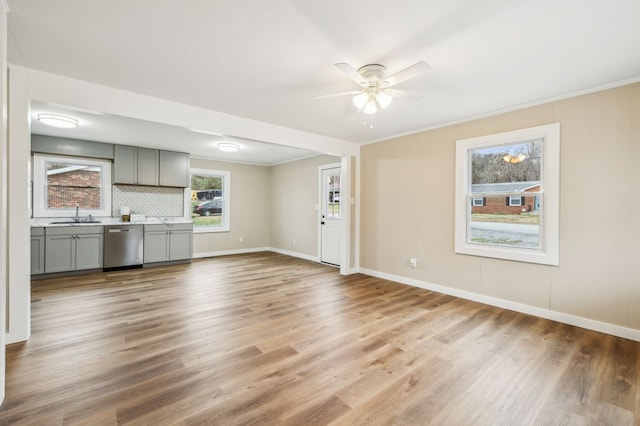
375 90 392 109
363 97 377 115
352 91 369 110
331 61 429 115
217 142 239 152
37 113 79 129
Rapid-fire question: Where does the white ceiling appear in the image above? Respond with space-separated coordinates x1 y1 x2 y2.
29 100 319 165
7 0 640 157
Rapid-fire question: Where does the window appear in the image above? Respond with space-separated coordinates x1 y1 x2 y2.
472 197 485 207
455 123 560 265
508 196 523 207
190 169 230 233
33 154 112 217
326 174 341 220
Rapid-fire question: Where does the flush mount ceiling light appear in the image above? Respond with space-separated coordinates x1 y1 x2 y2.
37 113 79 129
217 142 239 152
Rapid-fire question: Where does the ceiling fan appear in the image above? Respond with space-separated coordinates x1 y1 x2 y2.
317 61 431 114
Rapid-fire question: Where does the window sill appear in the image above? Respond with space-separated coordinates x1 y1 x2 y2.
193 227 230 234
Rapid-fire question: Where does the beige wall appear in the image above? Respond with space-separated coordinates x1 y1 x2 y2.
191 154 341 258
190 158 270 254
361 82 640 330
270 155 340 258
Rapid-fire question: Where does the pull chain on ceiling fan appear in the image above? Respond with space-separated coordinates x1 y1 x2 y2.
317 61 431 114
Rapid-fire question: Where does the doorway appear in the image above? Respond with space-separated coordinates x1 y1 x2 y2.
320 165 342 266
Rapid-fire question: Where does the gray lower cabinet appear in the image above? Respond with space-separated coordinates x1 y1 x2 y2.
45 226 104 273
143 223 193 263
31 227 45 275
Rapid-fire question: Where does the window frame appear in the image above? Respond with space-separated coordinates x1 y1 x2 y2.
472 197 485 207
190 168 231 233
32 153 112 218
508 196 523 207
455 123 560 266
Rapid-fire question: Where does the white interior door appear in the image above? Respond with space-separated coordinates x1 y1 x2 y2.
320 166 342 266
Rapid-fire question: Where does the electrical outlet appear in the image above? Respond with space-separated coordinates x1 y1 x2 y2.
410 258 417 268
293 239 296 245
239 236 244 243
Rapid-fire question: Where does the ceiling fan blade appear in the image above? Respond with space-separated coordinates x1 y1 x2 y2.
386 88 424 100
335 63 368 86
313 90 362 99
382 61 431 88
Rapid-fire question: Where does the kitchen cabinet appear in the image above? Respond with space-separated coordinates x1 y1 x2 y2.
45 226 104 273
159 150 189 187
137 147 159 186
113 145 188 187
31 227 45 275
113 145 138 184
113 145 159 186
143 223 192 263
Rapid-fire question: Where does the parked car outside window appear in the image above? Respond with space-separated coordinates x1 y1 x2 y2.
193 198 222 216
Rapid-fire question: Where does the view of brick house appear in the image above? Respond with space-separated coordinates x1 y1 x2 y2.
471 181 540 215
47 165 101 209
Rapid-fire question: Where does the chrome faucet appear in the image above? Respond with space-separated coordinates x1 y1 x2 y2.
74 204 80 223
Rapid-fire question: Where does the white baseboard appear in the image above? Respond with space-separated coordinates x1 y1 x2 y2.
192 247 271 259
359 267 640 342
268 247 319 263
193 247 320 263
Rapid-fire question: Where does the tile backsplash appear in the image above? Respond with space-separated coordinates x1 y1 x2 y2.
112 185 185 217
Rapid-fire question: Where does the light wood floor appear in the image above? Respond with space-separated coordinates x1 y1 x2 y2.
1 252 638 425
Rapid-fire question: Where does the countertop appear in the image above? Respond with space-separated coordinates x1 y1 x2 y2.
31 217 193 227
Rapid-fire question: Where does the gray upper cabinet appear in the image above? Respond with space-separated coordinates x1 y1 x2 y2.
113 145 188 188
137 148 159 186
159 150 189 187
113 145 138 184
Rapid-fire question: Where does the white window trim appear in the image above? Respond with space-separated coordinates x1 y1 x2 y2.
33 153 112 218
472 197 484 207
508 196 523 207
455 123 560 266
191 168 230 233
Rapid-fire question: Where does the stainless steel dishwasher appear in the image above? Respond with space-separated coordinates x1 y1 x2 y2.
104 224 144 270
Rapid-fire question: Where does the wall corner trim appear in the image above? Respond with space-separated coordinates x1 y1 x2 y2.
358 268 640 343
